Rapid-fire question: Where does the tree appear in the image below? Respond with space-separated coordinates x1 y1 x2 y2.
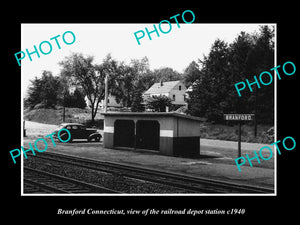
183 61 202 87
59 53 109 123
64 88 86 108
146 95 172 112
109 63 136 107
130 56 154 91
131 85 145 112
187 26 274 125
130 70 146 112
228 27 274 124
151 67 183 82
227 31 255 114
25 71 61 109
109 56 153 109
24 76 43 109
188 39 231 122
247 26 274 125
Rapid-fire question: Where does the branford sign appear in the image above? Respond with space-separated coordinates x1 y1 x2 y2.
223 114 255 121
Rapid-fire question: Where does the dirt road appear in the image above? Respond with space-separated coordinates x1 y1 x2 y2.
24 121 58 137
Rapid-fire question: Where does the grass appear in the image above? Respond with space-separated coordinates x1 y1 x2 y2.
24 107 273 144
199 122 273 144
24 106 104 127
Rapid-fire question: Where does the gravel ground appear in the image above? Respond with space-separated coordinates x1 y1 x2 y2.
24 156 191 194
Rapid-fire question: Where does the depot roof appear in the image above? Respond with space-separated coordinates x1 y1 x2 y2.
101 112 206 122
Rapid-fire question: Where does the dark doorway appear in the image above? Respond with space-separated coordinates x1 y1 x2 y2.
114 120 135 148
136 120 160 151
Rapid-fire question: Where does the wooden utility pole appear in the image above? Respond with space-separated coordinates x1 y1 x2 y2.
63 90 66 122
104 74 108 113
23 120 26 137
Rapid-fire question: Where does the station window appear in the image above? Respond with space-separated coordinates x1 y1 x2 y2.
173 94 176 100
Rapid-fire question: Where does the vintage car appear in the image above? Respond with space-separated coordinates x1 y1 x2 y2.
54 123 102 142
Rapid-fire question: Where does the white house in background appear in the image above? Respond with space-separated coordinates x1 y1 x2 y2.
143 80 187 106
85 94 121 109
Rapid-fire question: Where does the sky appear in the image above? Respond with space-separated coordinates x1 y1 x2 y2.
21 23 272 95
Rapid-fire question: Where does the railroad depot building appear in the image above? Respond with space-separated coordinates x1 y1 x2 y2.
102 112 203 157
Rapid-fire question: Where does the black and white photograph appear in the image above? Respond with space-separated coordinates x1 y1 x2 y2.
3 4 298 221
21 23 276 195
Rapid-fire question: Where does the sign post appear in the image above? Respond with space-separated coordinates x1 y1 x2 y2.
224 114 255 163
238 121 241 161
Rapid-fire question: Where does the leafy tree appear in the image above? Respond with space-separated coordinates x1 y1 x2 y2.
131 85 145 112
59 53 112 123
64 88 86 108
151 67 183 82
110 63 136 107
25 71 61 109
130 57 151 77
246 26 274 124
188 39 231 122
24 77 43 109
187 25 274 124
146 95 172 112
227 31 255 114
183 61 202 87
228 27 274 124
110 57 154 109
130 56 155 91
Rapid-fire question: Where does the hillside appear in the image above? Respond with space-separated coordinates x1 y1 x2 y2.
23 107 104 126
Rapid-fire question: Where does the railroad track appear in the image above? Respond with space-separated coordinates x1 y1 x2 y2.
23 166 120 194
26 152 274 194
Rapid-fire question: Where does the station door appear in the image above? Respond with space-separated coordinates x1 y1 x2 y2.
114 120 135 148
136 120 160 151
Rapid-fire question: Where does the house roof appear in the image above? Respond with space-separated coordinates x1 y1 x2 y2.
144 80 183 95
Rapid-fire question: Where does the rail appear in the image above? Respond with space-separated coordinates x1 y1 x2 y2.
25 152 274 194
24 166 121 194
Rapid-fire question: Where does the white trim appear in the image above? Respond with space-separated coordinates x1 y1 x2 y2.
104 126 114 133
104 127 173 137
160 130 173 137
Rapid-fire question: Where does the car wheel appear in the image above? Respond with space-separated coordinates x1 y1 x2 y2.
95 136 100 142
59 132 72 142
